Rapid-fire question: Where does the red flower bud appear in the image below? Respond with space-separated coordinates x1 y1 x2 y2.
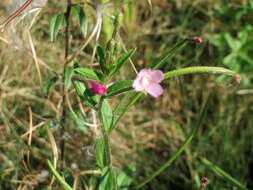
90 81 107 96
201 177 209 186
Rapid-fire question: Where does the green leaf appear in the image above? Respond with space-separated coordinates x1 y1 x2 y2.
109 48 137 77
72 76 99 109
99 167 117 190
111 92 143 133
74 68 100 81
43 77 58 97
106 80 133 98
73 81 86 97
101 100 114 132
201 158 248 190
73 5 88 37
96 137 106 169
50 13 64 42
83 89 100 109
65 67 74 90
68 109 89 134
117 165 135 190
88 177 98 189
47 160 73 190
223 54 237 66
224 32 241 51
97 46 108 74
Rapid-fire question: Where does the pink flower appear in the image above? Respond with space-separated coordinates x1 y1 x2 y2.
133 69 164 98
188 37 204 44
90 81 107 96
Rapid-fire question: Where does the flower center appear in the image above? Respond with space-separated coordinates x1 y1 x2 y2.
141 74 152 88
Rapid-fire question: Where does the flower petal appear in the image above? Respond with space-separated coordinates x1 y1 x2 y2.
138 69 150 76
150 70 164 83
145 84 164 98
133 78 144 91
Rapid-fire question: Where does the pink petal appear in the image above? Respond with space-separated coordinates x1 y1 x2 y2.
145 84 164 98
133 78 144 91
138 69 151 76
150 70 164 83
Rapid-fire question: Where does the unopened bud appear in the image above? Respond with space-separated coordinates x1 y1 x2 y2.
235 74 241 84
90 81 107 96
201 177 209 186
187 37 204 44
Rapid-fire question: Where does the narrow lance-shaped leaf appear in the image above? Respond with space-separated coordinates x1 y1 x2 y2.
43 77 58 97
117 165 135 190
65 67 74 90
68 109 89 134
73 5 88 37
74 68 101 81
106 80 133 98
109 48 137 77
101 100 114 132
99 167 117 190
72 80 86 97
97 45 108 74
50 13 64 42
96 137 106 169
47 160 73 190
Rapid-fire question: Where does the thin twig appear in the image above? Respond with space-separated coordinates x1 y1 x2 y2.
0 0 33 30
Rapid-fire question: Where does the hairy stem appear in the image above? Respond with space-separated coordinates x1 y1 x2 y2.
164 66 236 79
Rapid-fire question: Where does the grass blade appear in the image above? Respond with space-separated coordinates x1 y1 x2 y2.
47 160 73 190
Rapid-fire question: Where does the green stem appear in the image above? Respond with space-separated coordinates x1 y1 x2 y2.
164 66 236 79
136 95 211 188
199 186 204 190
60 0 72 166
151 39 187 69
110 92 143 133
